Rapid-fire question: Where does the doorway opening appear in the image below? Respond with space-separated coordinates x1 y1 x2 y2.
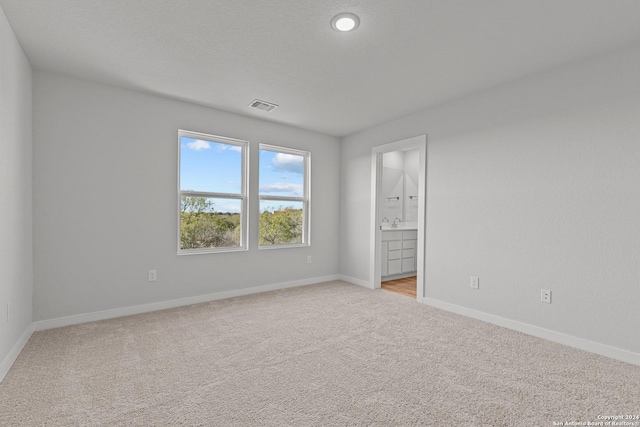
370 135 426 300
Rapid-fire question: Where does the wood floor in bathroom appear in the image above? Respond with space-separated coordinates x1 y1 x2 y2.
381 276 417 299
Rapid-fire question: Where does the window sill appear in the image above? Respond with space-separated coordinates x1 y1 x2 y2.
178 247 248 256
258 243 310 250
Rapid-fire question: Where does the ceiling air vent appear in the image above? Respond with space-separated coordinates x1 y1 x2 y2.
249 99 278 112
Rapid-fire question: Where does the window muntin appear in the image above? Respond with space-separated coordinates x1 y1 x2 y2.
259 145 310 248
178 130 248 253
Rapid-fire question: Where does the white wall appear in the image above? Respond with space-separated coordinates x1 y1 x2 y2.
0 6 33 372
33 71 341 321
340 46 640 355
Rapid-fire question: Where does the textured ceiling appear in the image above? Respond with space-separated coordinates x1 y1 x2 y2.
2 0 640 137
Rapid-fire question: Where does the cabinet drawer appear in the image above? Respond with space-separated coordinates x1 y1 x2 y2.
402 230 417 240
388 241 402 251
402 249 414 259
388 259 402 275
388 250 402 260
382 231 402 241
402 257 415 272
402 239 416 249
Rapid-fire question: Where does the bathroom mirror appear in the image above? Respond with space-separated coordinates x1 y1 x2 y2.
380 149 419 228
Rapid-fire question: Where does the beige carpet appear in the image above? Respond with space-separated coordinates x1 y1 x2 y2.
1 281 639 426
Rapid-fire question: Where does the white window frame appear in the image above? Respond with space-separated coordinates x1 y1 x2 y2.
177 129 249 255
258 144 311 249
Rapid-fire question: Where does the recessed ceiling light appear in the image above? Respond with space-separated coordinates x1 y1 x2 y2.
331 13 360 32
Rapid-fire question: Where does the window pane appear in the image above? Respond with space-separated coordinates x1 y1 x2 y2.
180 136 242 194
259 200 303 246
259 149 304 197
180 196 241 249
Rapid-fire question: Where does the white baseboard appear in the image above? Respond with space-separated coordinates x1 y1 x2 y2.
34 275 341 331
422 296 640 367
338 275 372 289
0 323 34 383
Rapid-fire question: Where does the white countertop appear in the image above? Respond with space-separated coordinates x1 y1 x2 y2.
381 224 417 231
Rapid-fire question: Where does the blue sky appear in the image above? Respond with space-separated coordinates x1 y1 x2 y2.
180 137 242 194
180 136 304 213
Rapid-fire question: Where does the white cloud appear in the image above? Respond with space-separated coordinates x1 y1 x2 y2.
259 183 303 197
272 153 303 174
187 139 211 151
218 144 242 153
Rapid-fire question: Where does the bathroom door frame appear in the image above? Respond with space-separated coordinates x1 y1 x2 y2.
370 135 427 300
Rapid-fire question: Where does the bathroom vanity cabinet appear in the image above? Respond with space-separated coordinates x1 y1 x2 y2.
381 229 417 277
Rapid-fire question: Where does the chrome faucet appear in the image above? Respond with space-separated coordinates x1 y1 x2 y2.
391 217 401 228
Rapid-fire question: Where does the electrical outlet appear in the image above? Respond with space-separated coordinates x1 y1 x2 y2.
470 276 479 289
148 269 157 282
307 256 312 264
541 289 551 304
